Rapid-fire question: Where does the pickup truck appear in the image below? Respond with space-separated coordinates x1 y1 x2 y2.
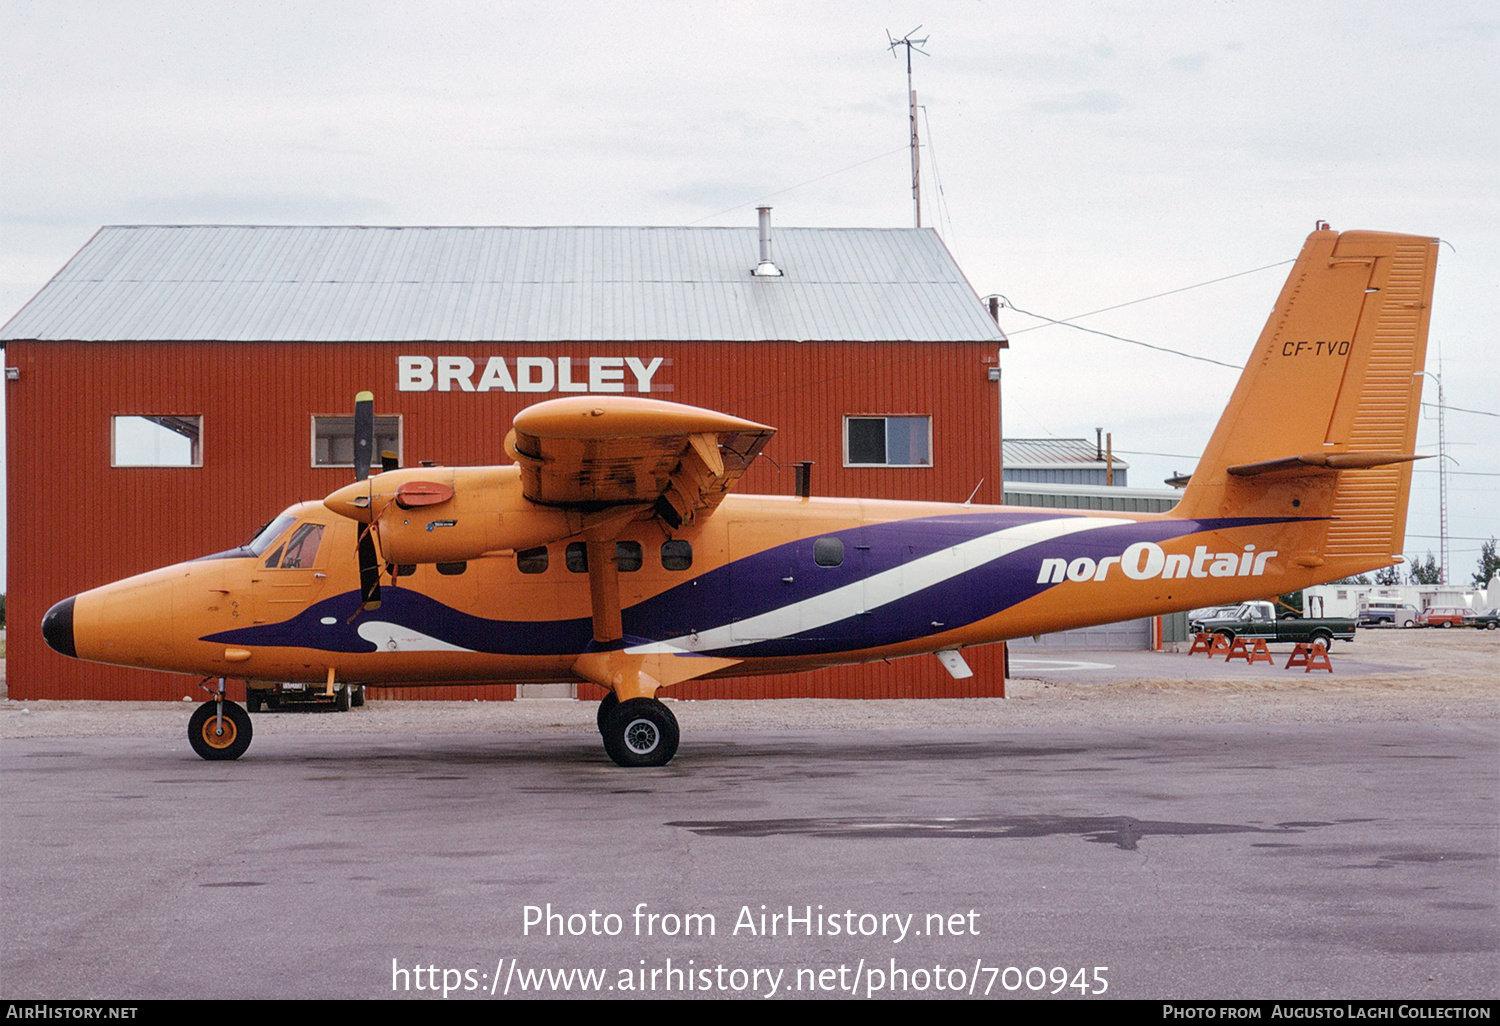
1188 601 1356 646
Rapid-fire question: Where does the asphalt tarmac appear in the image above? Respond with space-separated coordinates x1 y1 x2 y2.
3 718 1495 1000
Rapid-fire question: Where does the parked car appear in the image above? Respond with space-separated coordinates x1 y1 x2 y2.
1189 600 1356 646
1416 606 1475 629
1469 608 1499 630
1357 603 1419 628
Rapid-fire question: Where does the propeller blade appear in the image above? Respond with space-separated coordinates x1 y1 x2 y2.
353 391 374 482
380 450 399 474
356 527 382 610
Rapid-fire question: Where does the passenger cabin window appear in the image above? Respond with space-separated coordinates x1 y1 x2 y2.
112 415 202 467
661 540 693 571
312 415 401 468
844 415 931 467
517 547 549 574
436 561 467 576
814 537 844 567
615 541 642 573
565 543 588 573
563 541 643 572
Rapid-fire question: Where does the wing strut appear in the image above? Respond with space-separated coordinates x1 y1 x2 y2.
584 536 624 647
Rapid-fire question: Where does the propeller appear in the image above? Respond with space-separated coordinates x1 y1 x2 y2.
353 390 374 482
352 391 381 611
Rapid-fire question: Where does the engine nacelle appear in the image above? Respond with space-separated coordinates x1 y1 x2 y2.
325 466 592 564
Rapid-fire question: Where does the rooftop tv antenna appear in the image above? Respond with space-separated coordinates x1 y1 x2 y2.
886 27 929 228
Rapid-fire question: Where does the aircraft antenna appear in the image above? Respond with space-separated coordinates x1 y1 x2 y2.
886 27 929 227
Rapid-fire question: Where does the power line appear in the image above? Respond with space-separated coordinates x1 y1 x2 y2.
1004 260 1296 335
683 146 909 226
1424 402 1499 418
993 298 1244 369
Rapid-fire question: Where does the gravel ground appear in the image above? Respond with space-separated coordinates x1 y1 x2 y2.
2 629 1494 741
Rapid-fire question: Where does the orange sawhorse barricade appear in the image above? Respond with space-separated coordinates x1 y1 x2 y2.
1189 632 1233 657
1285 642 1334 673
1225 637 1274 665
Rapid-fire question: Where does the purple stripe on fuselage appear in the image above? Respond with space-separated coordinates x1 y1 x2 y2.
695 515 1241 657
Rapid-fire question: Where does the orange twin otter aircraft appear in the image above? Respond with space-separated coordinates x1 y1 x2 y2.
41 227 1438 767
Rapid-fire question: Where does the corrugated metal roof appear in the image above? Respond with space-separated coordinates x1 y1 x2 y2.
1005 438 1129 469
1 225 1007 344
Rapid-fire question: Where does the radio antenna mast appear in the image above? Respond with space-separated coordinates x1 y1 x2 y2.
886 27 929 228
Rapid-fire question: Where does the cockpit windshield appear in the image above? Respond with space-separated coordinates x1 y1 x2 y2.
243 512 298 556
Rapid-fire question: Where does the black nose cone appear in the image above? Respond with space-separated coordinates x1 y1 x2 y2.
42 596 77 658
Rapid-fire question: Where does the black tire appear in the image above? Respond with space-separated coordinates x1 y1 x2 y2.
245 690 263 713
596 691 620 734
601 698 679 768
351 685 366 708
1309 629 1334 647
335 685 351 712
189 701 253 761
1402 619 1416 629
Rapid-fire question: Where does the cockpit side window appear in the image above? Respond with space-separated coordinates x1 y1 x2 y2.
277 523 325 569
245 514 297 556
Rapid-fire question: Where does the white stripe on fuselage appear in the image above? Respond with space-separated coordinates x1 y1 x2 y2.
357 621 475 653
627 516 1131 655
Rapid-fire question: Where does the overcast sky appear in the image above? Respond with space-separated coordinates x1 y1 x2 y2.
3 0 1497 592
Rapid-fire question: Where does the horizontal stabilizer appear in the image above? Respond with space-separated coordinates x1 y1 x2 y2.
1227 452 1428 478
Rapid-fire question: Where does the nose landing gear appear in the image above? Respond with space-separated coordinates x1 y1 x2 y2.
189 677 253 761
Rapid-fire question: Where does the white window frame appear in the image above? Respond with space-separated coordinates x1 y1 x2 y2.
310 414 403 469
842 415 932 468
111 415 203 468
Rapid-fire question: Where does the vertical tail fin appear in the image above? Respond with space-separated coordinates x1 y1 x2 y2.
1174 227 1438 574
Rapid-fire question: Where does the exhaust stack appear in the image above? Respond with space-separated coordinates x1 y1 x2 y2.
752 206 782 277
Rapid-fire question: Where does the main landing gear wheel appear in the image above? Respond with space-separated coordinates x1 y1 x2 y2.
189 700 253 761
601 698 679 768
596 691 620 734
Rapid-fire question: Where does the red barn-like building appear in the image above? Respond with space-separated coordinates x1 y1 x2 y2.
2 222 1009 701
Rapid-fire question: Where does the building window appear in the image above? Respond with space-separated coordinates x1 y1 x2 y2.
844 416 931 467
112 415 202 467
312 415 401 468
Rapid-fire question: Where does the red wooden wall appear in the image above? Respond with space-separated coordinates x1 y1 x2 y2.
5 339 1006 700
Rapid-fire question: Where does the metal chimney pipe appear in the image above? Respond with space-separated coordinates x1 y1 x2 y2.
795 460 814 499
753 206 782 276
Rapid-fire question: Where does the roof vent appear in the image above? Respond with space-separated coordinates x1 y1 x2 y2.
752 206 782 277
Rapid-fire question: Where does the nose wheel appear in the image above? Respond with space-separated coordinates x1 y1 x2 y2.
189 699 253 761
600 698 679 767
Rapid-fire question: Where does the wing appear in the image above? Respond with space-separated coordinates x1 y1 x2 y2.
505 396 775 529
